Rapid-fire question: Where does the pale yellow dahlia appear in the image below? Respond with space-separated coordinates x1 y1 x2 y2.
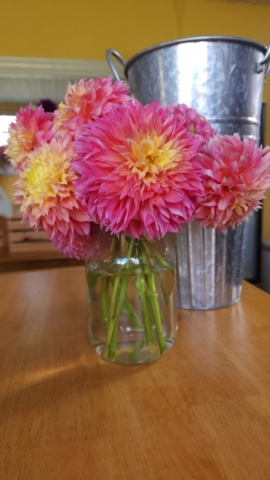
14 139 90 241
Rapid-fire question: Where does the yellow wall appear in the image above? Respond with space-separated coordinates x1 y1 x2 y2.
1 0 178 60
1 0 270 238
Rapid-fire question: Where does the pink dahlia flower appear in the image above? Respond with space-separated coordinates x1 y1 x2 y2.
168 104 216 141
52 224 111 260
13 139 90 241
5 104 54 172
54 77 131 140
73 101 204 239
194 134 270 230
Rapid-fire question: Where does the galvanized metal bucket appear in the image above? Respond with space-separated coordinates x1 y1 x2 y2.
107 36 270 309
107 36 270 140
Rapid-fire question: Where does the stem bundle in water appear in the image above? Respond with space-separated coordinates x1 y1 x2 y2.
100 235 174 362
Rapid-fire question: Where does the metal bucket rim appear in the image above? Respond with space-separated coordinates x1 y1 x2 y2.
124 35 267 77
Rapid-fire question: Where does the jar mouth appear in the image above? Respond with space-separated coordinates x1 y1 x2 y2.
86 257 174 276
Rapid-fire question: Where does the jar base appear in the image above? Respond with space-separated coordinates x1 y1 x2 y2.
93 340 174 365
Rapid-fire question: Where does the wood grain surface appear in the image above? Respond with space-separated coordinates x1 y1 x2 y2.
1 266 270 480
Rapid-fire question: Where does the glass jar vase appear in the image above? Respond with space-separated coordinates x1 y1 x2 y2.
85 233 177 365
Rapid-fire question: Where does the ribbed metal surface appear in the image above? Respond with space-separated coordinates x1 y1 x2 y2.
169 221 248 309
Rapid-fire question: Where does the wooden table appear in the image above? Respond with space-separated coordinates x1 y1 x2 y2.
1 267 270 480
0 246 84 273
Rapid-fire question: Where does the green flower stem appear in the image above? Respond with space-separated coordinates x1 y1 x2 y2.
109 277 142 328
108 276 121 325
122 297 143 329
106 237 135 356
86 271 99 290
105 275 121 347
101 277 110 325
141 241 169 306
108 273 135 358
108 318 118 359
135 274 154 344
114 277 131 319
128 345 142 364
143 236 174 273
144 273 166 354
103 235 121 333
157 271 169 306
85 271 99 304
139 241 166 354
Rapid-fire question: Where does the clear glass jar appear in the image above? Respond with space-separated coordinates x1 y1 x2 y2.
85 233 177 365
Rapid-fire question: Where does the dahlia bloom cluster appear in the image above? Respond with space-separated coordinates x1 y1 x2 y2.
194 134 270 230
5 77 131 259
5 77 270 259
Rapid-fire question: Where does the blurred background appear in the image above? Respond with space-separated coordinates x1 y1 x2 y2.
1 0 270 287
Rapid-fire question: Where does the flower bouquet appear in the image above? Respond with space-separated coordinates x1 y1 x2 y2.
5 77 270 364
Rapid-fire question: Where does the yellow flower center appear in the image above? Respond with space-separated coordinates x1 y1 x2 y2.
129 134 178 182
22 148 68 205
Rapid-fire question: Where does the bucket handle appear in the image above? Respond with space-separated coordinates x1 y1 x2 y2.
257 44 270 78
106 49 126 81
